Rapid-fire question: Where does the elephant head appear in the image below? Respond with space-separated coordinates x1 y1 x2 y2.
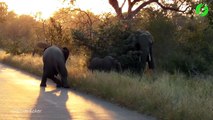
122 30 155 73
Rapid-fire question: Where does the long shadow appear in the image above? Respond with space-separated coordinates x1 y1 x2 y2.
30 87 72 120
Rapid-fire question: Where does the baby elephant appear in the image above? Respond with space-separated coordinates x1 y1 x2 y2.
88 56 121 72
40 45 70 88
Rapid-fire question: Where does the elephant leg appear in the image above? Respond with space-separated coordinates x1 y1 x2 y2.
50 76 62 88
59 65 69 88
139 54 147 73
40 72 47 87
61 76 69 88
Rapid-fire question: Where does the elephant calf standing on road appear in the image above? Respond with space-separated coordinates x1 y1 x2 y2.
40 45 70 88
88 56 122 72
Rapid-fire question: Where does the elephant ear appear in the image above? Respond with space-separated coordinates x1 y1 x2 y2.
62 47 70 62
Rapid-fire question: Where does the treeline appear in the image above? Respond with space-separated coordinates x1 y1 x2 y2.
71 8 213 75
0 2 213 75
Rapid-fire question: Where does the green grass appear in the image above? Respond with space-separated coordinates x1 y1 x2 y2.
0 51 212 120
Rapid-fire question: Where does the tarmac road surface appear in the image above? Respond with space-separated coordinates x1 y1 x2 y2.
0 63 156 120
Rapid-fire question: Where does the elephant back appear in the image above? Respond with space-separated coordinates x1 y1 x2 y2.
88 56 120 72
43 45 65 63
102 56 115 71
88 57 103 70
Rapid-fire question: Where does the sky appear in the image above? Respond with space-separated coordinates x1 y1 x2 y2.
0 0 186 19
0 0 114 19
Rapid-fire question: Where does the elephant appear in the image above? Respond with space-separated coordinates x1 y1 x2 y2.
88 56 122 72
32 42 50 56
119 30 155 73
40 45 70 88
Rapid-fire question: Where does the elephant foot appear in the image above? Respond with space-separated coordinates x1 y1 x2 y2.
40 83 46 87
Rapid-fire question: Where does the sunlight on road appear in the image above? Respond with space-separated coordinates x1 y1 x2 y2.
0 65 40 119
0 64 154 120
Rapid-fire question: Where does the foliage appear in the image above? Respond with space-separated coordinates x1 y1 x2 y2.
47 8 100 55
0 2 7 23
46 18 66 46
133 9 213 75
71 15 130 57
207 0 213 27
0 13 37 55
144 10 178 69
71 8 213 75
166 16 213 75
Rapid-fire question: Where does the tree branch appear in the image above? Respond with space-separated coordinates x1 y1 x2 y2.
109 0 124 19
108 0 192 20
121 0 126 9
126 0 191 19
155 1 190 13
132 0 142 5
126 0 156 19
127 0 132 14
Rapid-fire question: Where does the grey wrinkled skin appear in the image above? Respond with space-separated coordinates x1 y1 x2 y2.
40 45 70 88
123 30 155 73
88 56 122 72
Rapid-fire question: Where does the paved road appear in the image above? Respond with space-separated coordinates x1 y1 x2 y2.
0 63 156 120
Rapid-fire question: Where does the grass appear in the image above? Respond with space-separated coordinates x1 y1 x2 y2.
0 51 212 120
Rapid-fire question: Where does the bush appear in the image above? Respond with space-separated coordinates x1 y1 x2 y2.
144 11 213 75
71 20 133 57
170 22 213 75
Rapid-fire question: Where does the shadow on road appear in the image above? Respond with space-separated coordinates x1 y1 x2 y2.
0 63 155 120
30 87 72 119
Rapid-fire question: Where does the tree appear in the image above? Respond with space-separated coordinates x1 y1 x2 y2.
0 13 38 54
52 8 100 39
0 2 8 22
207 1 213 27
68 0 195 20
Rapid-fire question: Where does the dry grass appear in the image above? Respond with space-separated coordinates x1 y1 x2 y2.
0 51 43 76
0 51 212 120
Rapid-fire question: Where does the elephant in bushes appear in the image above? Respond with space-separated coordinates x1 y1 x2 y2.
88 56 122 72
120 30 155 73
40 45 70 88
32 42 50 56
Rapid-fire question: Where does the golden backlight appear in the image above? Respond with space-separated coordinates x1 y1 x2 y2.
1 0 113 19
